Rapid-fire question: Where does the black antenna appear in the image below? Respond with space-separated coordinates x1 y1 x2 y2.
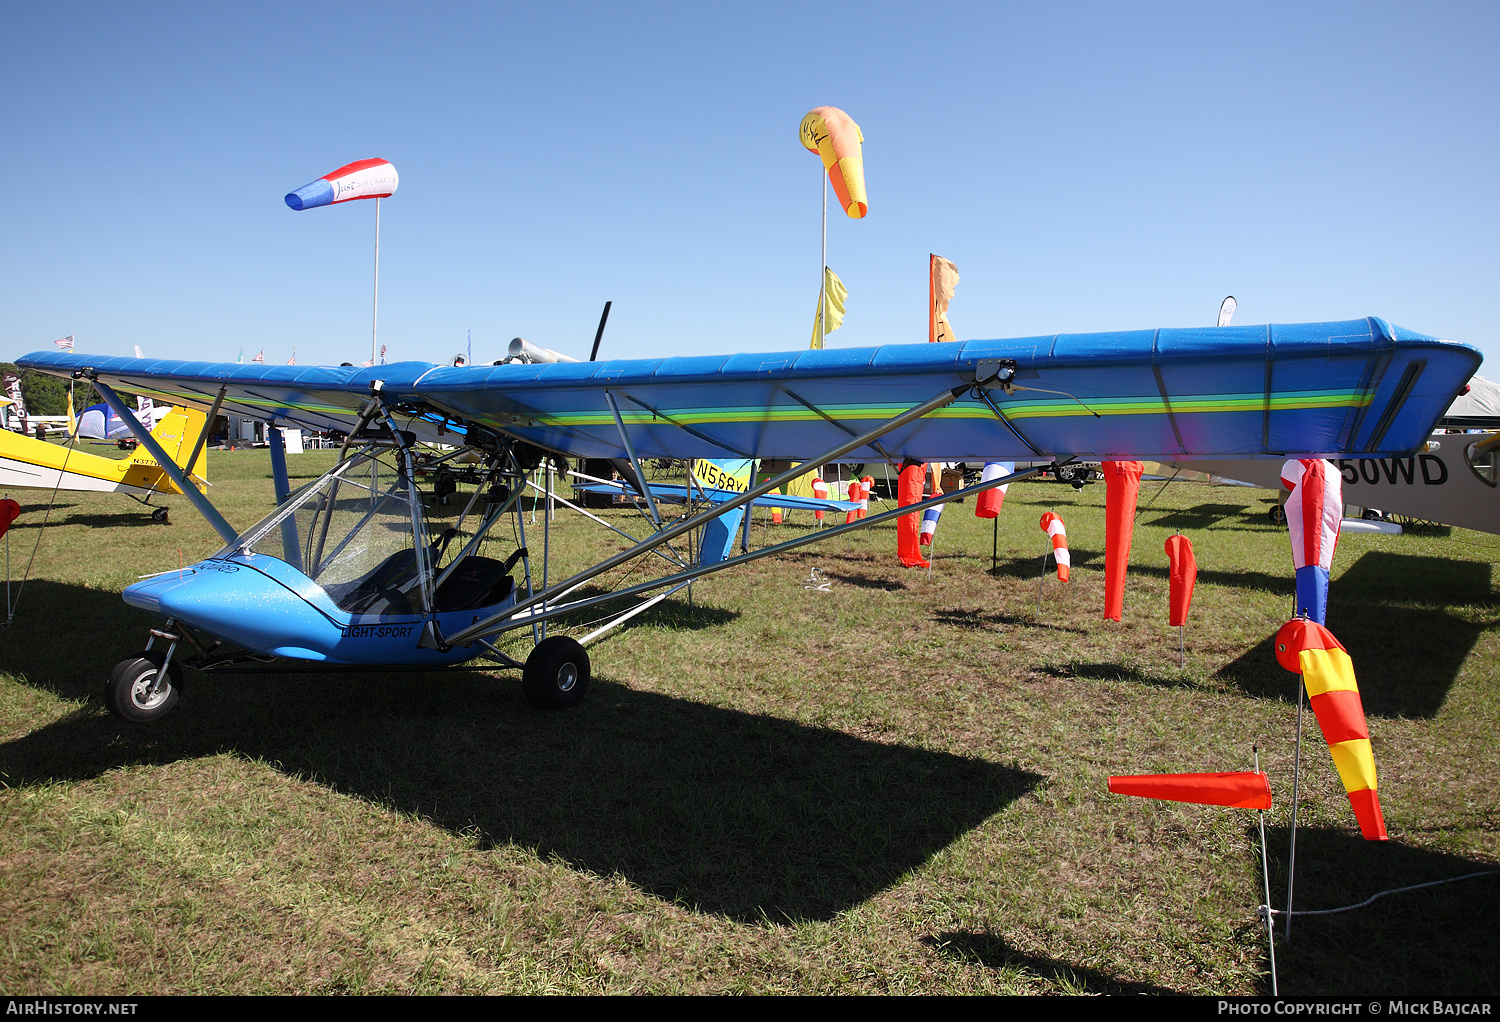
589 301 612 361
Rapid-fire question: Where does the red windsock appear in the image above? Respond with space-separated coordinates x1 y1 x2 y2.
844 480 861 525
1109 772 1272 810
0 498 19 540
1276 619 1388 840
898 459 930 568
1039 511 1070 581
812 478 828 522
1164 534 1197 627
1103 460 1144 621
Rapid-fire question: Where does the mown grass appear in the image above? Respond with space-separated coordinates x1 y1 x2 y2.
0 449 1496 994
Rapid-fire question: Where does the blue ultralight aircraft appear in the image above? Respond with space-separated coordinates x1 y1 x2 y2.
17 316 1482 722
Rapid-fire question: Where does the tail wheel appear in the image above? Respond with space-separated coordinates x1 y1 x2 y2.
151 507 169 523
522 636 590 710
105 651 182 723
1268 504 1287 524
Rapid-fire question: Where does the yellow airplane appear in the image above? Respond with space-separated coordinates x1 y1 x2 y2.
0 406 209 521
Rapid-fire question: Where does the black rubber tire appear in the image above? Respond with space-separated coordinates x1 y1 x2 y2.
1054 464 1080 484
151 507 169 522
1362 508 1383 520
522 636 590 710
105 651 182 723
1268 504 1287 523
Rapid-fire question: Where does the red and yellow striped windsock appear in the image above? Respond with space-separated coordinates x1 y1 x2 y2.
1039 511 1070 581
1275 618 1388 841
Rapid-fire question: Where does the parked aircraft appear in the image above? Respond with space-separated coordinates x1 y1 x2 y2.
0 406 209 521
17 316 1480 723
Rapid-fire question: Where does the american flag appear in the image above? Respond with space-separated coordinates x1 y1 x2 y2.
361 359 375 367
53 334 74 350
380 344 387 364
251 350 265 364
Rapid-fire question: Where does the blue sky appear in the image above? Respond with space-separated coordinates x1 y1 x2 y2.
3 2 1496 371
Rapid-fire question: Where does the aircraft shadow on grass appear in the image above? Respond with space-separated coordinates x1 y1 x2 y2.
1216 553 1495 718
1142 501 1281 532
1259 827 1500 996
920 932 1174 995
931 608 1090 636
0 580 1040 923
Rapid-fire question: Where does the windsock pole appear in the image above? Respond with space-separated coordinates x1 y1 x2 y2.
818 165 827 350
372 197 381 367
1256 745 1278 994
1287 675 1305 943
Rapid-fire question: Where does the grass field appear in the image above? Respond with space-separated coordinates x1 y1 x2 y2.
1 449 1496 995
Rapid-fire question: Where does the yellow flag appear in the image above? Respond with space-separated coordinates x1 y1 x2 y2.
66 386 77 437
811 266 848 348
930 255 960 343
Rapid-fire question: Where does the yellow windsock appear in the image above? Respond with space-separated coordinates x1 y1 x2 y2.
800 106 867 218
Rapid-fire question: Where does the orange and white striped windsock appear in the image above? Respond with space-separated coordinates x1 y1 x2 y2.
859 475 874 519
845 479 862 525
1275 618 1388 841
812 477 829 522
1039 511 1070 581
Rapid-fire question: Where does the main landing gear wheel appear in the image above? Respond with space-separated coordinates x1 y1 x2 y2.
522 636 590 710
105 651 182 723
151 507 169 523
1268 504 1287 523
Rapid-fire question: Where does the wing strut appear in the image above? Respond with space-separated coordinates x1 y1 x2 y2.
88 376 238 545
455 462 1054 641
443 380 973 649
604 388 662 528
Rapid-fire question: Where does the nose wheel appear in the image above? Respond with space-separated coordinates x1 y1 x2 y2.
105 651 183 723
522 636 590 710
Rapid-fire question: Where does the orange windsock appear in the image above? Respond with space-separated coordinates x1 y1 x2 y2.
799 107 867 218
1039 511 1070 581
859 475 874 519
1164 534 1197 627
0 498 19 540
1275 619 1388 841
812 478 828 522
1109 772 1273 810
898 458 929 568
1103 460 1144 621
844 480 860 525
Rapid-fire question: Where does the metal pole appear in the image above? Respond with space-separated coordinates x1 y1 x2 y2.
1286 672 1307 943
819 169 827 349
1256 745 1278 995
372 197 381 367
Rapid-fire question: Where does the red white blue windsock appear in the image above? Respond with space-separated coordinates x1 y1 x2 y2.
285 158 399 211
1281 459 1343 624
1040 511 1070 581
919 503 944 546
974 461 1014 518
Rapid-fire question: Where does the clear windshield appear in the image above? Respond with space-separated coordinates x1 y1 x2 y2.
230 448 427 614
221 445 529 617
